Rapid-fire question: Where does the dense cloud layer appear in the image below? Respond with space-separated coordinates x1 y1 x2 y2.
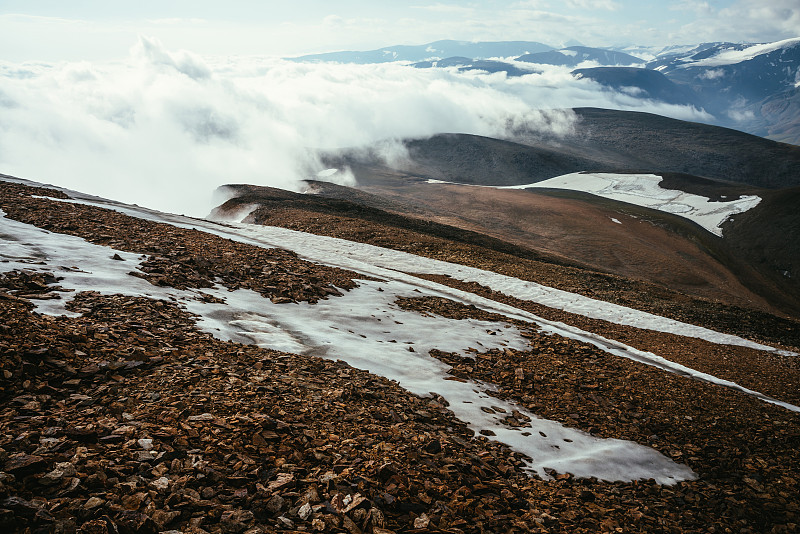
0 38 710 216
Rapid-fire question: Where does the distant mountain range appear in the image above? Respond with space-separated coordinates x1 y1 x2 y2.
517 46 643 67
572 68 699 106
289 38 800 145
644 38 800 143
290 39 552 64
411 57 535 76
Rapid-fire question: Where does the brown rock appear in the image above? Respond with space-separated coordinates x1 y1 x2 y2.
4 454 46 475
342 515 362 534
79 518 113 534
220 509 254 533
265 494 285 514
84 497 105 510
414 513 430 529
121 492 148 511
266 472 293 491
151 509 180 528
40 462 77 485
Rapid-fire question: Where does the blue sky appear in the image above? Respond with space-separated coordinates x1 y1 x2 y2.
1 0 798 60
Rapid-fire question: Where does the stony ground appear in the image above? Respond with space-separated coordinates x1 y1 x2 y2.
1 180 800 533
413 275 800 407
239 203 800 348
234 202 800 406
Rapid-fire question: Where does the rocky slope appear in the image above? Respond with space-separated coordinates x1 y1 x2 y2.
2 177 800 534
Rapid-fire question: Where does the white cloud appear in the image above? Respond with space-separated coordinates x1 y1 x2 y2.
671 0 800 43
3 2 797 65
699 68 725 80
133 36 211 80
512 0 553 7
564 0 621 10
147 18 208 26
0 38 713 217
727 108 755 122
411 4 477 14
322 14 346 26
670 1 712 15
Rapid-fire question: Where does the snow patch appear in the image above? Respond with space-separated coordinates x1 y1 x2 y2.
10 184 792 360
316 168 339 178
179 281 700 484
5 183 797 424
500 173 761 237
687 38 800 68
0 208 697 483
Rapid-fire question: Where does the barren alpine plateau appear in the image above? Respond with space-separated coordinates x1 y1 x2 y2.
2 37 800 534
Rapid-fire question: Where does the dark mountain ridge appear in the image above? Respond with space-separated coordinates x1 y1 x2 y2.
517 46 643 67
326 108 800 189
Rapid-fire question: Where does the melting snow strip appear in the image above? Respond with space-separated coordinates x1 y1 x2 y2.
3 184 799 480
12 186 797 358
0 209 696 483
199 219 792 357
15 185 798 357
430 172 762 237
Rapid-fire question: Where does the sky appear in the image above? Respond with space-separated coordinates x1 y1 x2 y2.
1 0 799 61
0 0 798 215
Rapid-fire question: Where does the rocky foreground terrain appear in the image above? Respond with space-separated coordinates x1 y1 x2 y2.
1 178 800 533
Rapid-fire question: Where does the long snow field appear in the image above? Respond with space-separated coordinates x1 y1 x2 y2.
2 178 798 484
429 172 762 237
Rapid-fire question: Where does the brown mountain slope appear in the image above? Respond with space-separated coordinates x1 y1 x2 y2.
213 182 800 346
357 181 772 308
356 175 800 319
2 177 800 533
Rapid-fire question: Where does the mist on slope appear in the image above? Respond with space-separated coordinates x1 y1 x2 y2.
0 37 710 216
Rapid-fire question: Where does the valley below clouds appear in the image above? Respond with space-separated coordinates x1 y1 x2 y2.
0 37 713 216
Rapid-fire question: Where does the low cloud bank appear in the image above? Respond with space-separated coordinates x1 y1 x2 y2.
0 37 709 216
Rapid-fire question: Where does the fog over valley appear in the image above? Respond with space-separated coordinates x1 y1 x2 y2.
0 37 719 216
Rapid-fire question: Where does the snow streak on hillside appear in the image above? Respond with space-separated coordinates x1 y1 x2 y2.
687 38 800 68
4 181 799 483
0 206 696 484
430 172 762 237
505 173 762 237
